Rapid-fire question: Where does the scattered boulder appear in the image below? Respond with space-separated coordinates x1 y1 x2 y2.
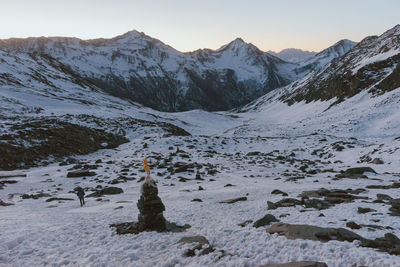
259 262 328 267
246 151 261 156
266 222 400 255
266 222 363 242
271 189 288 196
253 214 279 228
389 199 400 216
177 235 214 257
0 172 27 179
87 187 123 197
344 167 376 174
358 207 377 214
21 192 51 199
267 198 301 210
219 197 247 204
45 197 74 202
371 158 384 164
299 188 368 205
0 180 18 190
179 177 190 182
302 198 332 210
67 170 97 178
366 183 400 189
195 171 202 180
238 220 253 227
361 233 400 255
0 199 14 206
377 194 393 202
334 167 376 179
346 221 362 229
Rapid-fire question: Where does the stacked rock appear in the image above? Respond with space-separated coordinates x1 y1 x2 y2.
110 157 190 235
136 179 167 231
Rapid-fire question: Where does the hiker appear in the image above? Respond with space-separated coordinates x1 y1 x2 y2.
76 187 85 207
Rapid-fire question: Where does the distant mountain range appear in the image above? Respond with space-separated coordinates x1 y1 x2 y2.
268 48 317 63
0 31 354 111
243 24 400 111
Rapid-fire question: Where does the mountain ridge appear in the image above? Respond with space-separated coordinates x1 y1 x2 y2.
0 30 354 112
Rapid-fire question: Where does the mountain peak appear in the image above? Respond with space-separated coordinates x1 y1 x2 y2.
114 30 147 41
232 37 245 43
335 39 356 46
315 39 356 58
217 37 255 53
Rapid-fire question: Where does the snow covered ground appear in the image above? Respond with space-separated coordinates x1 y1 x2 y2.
1 85 400 266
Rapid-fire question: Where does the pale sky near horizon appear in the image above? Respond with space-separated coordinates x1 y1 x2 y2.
0 0 399 52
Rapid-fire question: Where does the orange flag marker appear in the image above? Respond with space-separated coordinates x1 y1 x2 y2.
143 157 150 174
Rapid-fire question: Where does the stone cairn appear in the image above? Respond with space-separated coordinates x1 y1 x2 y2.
136 158 167 231
111 157 189 234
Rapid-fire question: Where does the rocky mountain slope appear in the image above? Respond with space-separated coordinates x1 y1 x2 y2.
251 26 399 106
0 31 353 112
290 39 357 77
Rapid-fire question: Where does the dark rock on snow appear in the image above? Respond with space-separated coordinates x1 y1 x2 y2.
45 197 74 202
21 192 51 199
267 198 302 210
87 187 123 197
266 222 363 242
259 261 328 267
301 197 333 210
358 207 377 214
238 220 254 227
346 221 362 229
219 197 247 204
253 214 279 228
271 189 289 196
377 193 393 201
266 222 400 255
67 170 97 178
389 199 400 216
0 199 14 206
371 158 384 164
366 182 400 189
177 235 214 257
344 167 377 174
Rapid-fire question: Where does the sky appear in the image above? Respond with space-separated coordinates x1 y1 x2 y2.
0 0 399 52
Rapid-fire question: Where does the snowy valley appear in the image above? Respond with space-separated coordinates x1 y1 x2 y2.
1 25 400 267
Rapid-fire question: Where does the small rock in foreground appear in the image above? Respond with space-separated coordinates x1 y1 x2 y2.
259 261 328 267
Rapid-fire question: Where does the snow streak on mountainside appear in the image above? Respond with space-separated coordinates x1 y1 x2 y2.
0 31 353 112
255 25 400 106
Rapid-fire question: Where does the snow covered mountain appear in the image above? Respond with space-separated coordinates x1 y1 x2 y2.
0 32 297 112
0 31 352 112
291 39 357 77
268 48 317 63
247 25 399 108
